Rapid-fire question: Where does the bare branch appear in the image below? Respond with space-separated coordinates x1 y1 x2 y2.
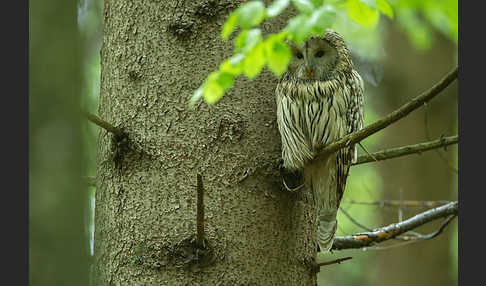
424 105 459 174
317 256 352 267
339 208 373 232
196 173 205 248
332 201 458 250
362 215 457 250
316 66 458 160
83 176 96 187
398 215 457 241
341 199 451 208
83 110 124 138
353 136 458 165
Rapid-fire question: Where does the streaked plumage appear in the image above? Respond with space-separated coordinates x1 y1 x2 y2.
276 30 364 251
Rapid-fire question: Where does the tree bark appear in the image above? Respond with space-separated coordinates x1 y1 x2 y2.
94 1 316 285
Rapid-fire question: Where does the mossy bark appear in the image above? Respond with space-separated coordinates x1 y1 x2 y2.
94 1 317 285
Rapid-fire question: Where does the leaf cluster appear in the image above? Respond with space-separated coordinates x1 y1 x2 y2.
189 0 394 106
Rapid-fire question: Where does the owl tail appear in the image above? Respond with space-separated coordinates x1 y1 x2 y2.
316 208 338 252
305 155 341 252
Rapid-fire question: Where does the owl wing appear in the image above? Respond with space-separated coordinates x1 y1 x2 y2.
336 70 364 204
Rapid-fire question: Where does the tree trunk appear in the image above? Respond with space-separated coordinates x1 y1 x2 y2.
94 0 316 285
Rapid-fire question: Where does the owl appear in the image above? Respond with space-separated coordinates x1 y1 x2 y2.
276 29 364 252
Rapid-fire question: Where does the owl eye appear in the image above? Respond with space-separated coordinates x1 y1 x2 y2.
315 50 325 58
296 52 304 59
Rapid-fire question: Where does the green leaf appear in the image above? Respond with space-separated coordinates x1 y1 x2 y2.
220 58 243 76
203 72 225 104
267 0 290 17
222 12 239 40
237 1 266 29
308 5 337 35
287 14 312 43
346 0 380 28
243 42 266 79
189 86 204 107
229 53 246 66
291 0 315 14
216 72 235 90
235 29 262 53
309 0 324 7
265 37 291 76
361 0 377 9
376 0 393 19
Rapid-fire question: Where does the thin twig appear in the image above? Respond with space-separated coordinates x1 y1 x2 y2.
357 142 379 163
424 105 459 174
317 256 353 267
341 199 450 208
340 207 423 242
83 176 96 187
364 215 457 250
398 215 457 241
398 190 403 222
353 136 458 165
196 173 205 248
339 208 373 232
316 66 458 160
332 201 458 250
83 110 124 138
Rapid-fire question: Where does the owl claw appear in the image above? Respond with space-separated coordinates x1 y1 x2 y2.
279 164 305 192
282 178 305 192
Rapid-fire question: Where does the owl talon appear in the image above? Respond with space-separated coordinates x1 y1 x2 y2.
279 165 305 192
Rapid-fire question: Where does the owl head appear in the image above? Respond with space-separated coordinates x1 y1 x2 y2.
284 29 353 81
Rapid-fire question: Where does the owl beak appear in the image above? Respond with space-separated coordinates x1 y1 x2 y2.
306 66 313 77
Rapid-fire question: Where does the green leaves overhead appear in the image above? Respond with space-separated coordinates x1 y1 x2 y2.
235 29 263 53
376 0 394 19
238 1 266 29
221 1 265 40
308 5 337 35
244 42 266 78
346 0 380 28
193 0 411 106
221 13 239 40
265 34 291 76
291 0 316 14
267 0 290 17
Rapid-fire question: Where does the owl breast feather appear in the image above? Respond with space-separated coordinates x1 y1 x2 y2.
276 75 353 171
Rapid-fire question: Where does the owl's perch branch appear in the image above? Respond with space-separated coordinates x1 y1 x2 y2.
396 215 457 241
83 110 125 138
317 256 353 267
341 199 451 208
332 201 458 250
353 135 458 165
316 66 458 160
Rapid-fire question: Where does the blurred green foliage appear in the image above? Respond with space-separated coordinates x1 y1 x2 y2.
30 0 90 285
391 0 457 50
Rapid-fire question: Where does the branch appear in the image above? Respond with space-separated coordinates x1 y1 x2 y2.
83 110 124 138
341 199 451 208
332 201 458 250
83 176 96 187
353 135 458 165
339 208 373 232
316 66 458 160
424 105 459 174
317 256 352 267
398 215 457 241
196 173 205 248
